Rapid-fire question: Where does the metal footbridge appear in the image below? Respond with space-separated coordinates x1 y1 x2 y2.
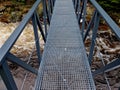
0 0 120 90
35 0 95 89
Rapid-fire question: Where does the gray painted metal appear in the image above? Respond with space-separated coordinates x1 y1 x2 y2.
93 58 120 76
42 0 48 38
0 0 43 89
35 0 95 89
88 12 100 65
83 11 96 42
32 13 41 63
7 53 38 75
80 0 88 38
89 0 120 41
0 61 17 90
0 0 42 66
36 12 46 42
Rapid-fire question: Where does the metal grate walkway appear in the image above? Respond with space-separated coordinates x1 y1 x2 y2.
35 0 96 89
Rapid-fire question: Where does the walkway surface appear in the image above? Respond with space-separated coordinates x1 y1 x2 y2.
35 0 96 89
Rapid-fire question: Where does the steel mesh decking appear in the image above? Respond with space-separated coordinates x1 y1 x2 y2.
35 0 96 89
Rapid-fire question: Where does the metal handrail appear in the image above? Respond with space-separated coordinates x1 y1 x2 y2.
0 0 42 65
74 0 120 89
0 0 53 89
90 0 120 40
0 0 119 89
75 0 120 64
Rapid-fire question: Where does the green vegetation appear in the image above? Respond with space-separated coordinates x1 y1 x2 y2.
97 0 120 24
98 0 120 12
11 0 35 5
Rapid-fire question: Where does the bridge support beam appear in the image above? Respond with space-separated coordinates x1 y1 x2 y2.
83 11 96 42
32 13 41 63
42 0 48 39
36 12 46 43
0 61 17 90
7 53 38 75
88 11 100 65
93 58 120 76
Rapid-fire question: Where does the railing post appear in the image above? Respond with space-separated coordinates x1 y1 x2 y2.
32 12 41 63
36 12 46 42
42 0 48 39
73 0 75 7
78 0 84 24
47 0 52 22
52 0 56 6
7 53 38 75
74 0 78 11
83 11 96 42
50 0 54 13
81 0 88 39
0 0 42 89
88 11 100 65
76 0 81 20
89 0 120 40
0 61 17 90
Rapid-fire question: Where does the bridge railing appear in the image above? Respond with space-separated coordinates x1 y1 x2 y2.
73 0 120 89
0 0 55 89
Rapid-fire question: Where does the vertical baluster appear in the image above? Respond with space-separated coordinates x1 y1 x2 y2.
36 12 46 43
77 0 81 19
81 0 88 39
45 2 50 25
52 0 55 6
73 0 75 7
48 0 52 21
42 0 48 38
88 11 100 65
78 0 84 24
75 0 79 14
75 0 79 12
32 12 41 63
83 11 96 42
50 0 54 12
0 61 17 90
74 0 77 10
